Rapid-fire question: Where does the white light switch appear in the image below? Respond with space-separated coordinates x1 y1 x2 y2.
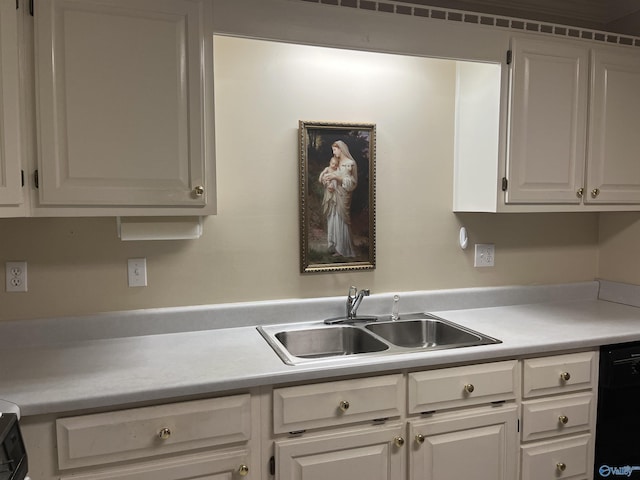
127 258 147 287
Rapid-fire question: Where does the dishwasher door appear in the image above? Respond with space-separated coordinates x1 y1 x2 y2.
595 341 640 479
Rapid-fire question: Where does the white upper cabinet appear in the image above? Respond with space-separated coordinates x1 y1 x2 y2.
454 35 640 212
587 49 640 204
0 0 24 210
507 37 588 205
33 0 215 214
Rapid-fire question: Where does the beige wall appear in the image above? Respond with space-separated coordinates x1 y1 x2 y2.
599 213 640 284
0 37 601 322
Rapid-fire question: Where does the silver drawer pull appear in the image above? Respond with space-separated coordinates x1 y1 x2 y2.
558 415 569 425
557 462 567 472
238 464 249 476
464 383 475 393
415 433 425 445
339 400 350 412
158 427 171 440
560 371 571 382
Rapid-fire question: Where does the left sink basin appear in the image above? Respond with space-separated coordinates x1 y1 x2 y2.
258 324 388 365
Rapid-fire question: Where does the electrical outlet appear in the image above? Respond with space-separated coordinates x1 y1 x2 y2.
6 261 27 292
128 258 147 287
474 244 495 267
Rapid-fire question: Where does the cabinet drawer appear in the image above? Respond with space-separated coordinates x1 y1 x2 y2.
521 392 594 442
523 351 597 398
59 449 250 480
57 394 252 469
521 434 592 480
273 374 403 434
408 360 518 413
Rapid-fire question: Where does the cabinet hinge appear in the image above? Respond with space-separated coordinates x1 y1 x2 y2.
506 49 512 65
21 170 24 187
501 177 508 191
34 169 39 188
269 456 275 476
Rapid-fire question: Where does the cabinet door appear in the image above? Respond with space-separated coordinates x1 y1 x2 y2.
34 0 212 209
409 404 518 480
275 423 405 480
587 49 640 204
507 38 588 204
0 0 23 206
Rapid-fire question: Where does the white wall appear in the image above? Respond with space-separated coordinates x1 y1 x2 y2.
0 37 600 322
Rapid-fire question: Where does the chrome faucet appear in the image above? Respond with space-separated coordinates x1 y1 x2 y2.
324 286 374 325
347 285 370 320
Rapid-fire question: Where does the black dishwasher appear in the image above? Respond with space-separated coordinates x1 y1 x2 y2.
595 341 640 479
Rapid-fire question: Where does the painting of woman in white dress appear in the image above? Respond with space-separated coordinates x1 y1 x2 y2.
299 121 376 273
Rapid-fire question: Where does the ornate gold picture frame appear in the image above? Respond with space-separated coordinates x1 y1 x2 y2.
299 121 376 273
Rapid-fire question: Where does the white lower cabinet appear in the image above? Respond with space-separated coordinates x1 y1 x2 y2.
58 449 252 480
275 423 405 480
409 405 518 480
520 351 598 480
32 394 259 480
270 375 405 480
270 362 519 480
521 434 592 480
20 350 601 480
406 361 519 480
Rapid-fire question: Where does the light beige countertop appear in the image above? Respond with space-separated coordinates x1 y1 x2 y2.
1 280 640 417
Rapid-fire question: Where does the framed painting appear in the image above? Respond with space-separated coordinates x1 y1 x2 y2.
299 121 376 273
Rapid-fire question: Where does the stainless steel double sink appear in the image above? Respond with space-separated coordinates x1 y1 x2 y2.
257 313 501 365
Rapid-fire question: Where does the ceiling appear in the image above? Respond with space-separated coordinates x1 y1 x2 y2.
406 0 640 35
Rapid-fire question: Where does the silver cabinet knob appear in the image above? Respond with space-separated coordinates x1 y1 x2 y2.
158 427 171 440
393 436 405 447
415 433 426 445
557 462 567 472
591 188 600 198
339 400 350 412
238 464 249 476
576 188 584 198
560 371 571 382
193 185 205 197
558 415 569 425
464 383 475 393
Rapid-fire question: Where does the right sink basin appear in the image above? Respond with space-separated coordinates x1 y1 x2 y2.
365 315 500 349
